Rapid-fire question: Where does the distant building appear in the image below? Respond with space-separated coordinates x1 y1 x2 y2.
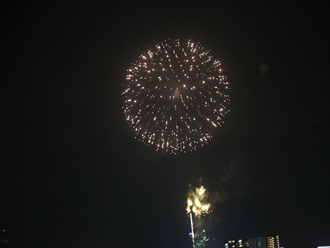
248 235 280 248
225 239 249 248
225 236 280 248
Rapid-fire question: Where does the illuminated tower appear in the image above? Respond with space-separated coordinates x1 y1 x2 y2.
267 236 280 248
276 235 280 248
267 237 275 248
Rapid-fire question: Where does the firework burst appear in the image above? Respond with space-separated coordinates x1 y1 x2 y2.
122 38 230 154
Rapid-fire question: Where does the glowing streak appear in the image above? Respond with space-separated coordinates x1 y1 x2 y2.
190 212 195 248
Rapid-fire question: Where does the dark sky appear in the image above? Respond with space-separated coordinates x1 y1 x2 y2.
1 2 330 248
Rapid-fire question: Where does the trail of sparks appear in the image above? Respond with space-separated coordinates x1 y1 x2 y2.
190 212 195 248
122 38 230 154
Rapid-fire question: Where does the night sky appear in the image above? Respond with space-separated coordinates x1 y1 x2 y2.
1 2 330 248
